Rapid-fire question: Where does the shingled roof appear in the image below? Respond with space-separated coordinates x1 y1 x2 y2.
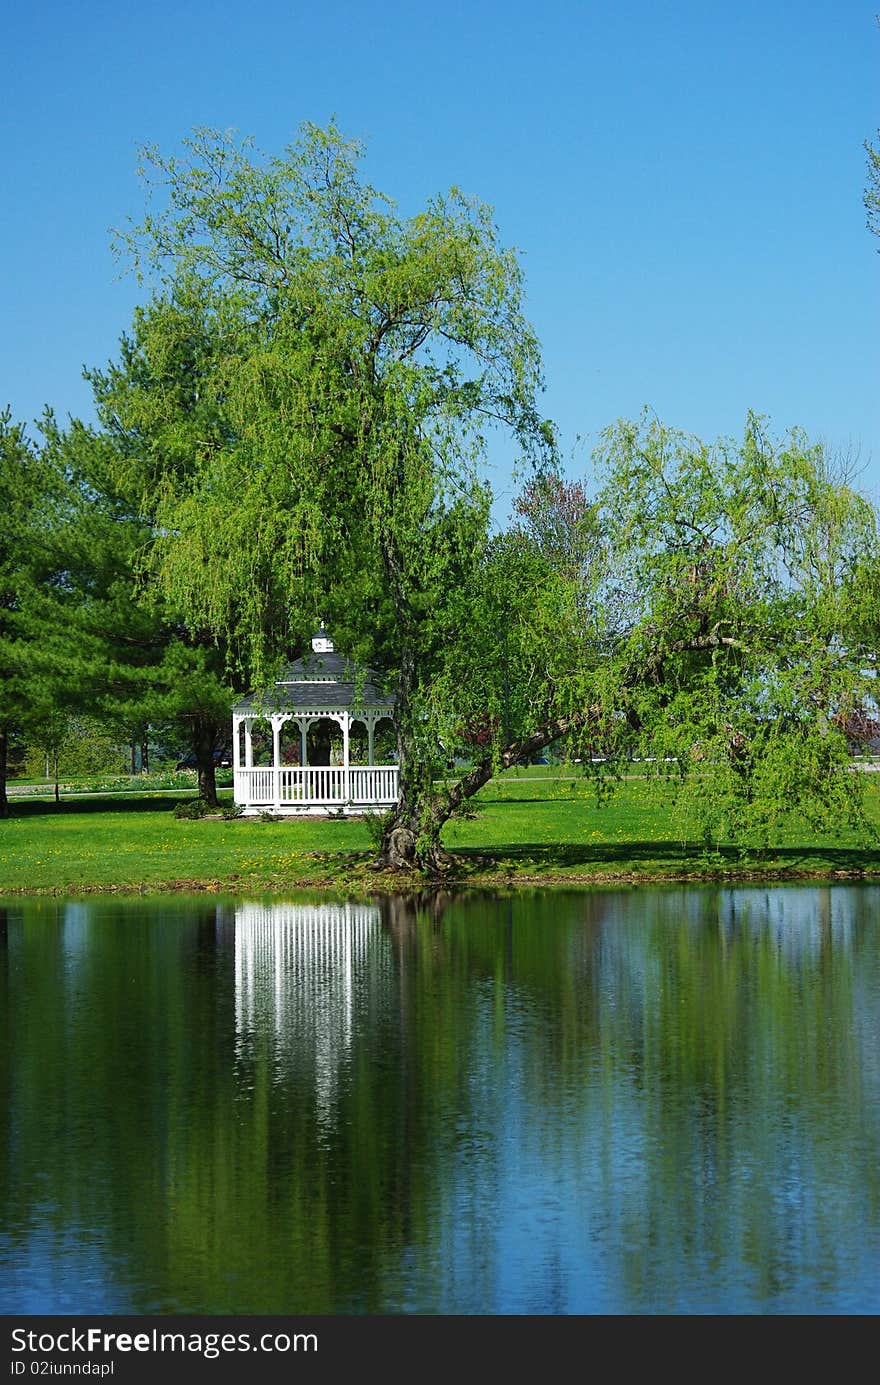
232 647 395 716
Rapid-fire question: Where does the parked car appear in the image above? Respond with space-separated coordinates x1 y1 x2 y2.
175 747 232 770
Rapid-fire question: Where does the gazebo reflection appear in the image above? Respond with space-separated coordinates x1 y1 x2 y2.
232 900 392 1123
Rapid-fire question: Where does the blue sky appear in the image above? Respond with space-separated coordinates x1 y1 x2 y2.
2 1 877 518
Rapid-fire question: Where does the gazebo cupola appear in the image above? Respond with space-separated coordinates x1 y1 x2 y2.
311 622 334 654
231 625 398 816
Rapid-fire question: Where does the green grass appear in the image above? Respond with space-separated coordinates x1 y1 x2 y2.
0 791 369 894
2 772 880 896
449 771 880 882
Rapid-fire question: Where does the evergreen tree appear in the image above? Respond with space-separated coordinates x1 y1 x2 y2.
38 414 237 808
0 411 62 815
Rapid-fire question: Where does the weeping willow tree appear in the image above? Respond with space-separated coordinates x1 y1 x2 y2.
111 121 555 868
109 123 877 872
580 413 880 846
404 410 879 856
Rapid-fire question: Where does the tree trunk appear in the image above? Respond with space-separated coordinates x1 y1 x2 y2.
194 719 219 808
375 472 583 875
376 503 586 873
378 714 579 875
378 806 456 874
375 622 457 873
0 726 8 819
308 722 331 766
141 737 149 773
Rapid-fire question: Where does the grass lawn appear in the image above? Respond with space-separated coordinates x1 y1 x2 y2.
2 770 880 896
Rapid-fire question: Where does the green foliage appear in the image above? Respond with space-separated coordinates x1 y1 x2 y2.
90 123 880 867
34 341 240 810
173 798 212 819
364 808 396 852
0 409 70 812
112 122 554 824
866 132 880 244
405 408 878 855
22 717 130 780
575 411 878 842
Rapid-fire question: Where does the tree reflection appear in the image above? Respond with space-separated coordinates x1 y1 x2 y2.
1 885 878 1312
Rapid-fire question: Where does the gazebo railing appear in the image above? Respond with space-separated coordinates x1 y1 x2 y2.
347 766 399 803
235 765 399 810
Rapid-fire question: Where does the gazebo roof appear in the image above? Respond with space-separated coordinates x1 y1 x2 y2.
232 638 395 717
278 650 360 682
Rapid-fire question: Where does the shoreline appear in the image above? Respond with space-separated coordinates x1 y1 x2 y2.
4 860 880 900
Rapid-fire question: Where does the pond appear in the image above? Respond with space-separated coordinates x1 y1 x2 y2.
1 884 878 1314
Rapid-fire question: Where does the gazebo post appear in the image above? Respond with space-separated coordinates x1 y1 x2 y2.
232 715 241 807
244 720 253 769
342 715 350 805
271 714 286 812
367 719 375 767
295 717 308 805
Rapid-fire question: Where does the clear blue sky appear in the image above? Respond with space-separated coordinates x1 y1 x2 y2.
2 0 878 517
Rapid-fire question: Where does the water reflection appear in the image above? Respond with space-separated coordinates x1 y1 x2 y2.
232 901 390 1124
1 885 878 1313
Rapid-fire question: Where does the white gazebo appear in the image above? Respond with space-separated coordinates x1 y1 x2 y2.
232 625 398 816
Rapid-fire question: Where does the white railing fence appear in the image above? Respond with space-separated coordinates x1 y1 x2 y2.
235 764 399 810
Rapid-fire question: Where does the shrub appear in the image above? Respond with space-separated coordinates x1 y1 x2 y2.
364 808 395 851
173 798 211 820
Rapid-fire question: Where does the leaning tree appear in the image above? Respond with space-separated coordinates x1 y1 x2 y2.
393 409 879 858
113 123 877 871
114 121 556 866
